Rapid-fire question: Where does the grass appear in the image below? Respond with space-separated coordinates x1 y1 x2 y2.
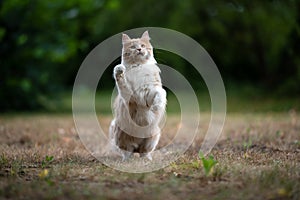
198 152 218 176
1 86 299 199
43 87 300 114
0 112 299 199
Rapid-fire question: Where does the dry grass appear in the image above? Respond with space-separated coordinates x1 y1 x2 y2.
0 112 299 200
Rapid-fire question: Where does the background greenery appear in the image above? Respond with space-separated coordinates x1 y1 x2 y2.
1 0 299 112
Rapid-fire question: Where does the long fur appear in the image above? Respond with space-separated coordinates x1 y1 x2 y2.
109 31 166 160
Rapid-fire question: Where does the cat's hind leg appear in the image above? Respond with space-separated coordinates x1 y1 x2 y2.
139 132 161 161
109 119 133 161
140 153 153 161
121 150 133 161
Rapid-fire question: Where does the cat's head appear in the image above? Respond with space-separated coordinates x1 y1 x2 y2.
121 31 156 66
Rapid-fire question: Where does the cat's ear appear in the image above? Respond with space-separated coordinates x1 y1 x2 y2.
122 34 131 44
141 31 150 40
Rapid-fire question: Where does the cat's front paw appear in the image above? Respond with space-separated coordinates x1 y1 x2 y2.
114 64 126 80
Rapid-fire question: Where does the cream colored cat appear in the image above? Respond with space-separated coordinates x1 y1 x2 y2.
109 31 166 161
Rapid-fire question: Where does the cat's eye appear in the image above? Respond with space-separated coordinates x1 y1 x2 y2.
130 45 135 49
141 44 145 48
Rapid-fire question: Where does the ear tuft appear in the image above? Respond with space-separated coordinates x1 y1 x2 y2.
122 34 131 44
141 31 150 40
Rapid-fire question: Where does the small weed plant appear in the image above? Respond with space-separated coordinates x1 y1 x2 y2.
41 155 54 168
198 152 218 176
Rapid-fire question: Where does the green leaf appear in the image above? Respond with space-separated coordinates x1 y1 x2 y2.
198 151 218 176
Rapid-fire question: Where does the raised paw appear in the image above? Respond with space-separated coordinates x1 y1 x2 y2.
151 104 161 113
114 64 126 80
150 91 166 114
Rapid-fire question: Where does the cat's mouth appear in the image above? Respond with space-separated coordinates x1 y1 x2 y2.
137 52 145 56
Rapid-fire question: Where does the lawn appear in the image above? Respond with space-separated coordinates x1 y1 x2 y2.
0 111 299 199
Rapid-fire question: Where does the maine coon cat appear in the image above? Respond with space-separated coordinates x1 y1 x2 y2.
109 31 166 161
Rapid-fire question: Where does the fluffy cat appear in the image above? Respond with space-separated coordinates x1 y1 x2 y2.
109 31 166 161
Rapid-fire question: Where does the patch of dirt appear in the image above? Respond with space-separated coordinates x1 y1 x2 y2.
0 113 299 200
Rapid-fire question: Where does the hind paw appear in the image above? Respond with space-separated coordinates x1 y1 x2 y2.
121 151 133 161
140 153 152 161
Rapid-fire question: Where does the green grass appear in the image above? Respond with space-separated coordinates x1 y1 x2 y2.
198 152 218 176
43 88 300 114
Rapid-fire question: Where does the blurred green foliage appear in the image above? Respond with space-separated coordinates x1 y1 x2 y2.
0 0 299 111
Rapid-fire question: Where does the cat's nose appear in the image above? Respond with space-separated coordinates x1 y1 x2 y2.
137 48 141 51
